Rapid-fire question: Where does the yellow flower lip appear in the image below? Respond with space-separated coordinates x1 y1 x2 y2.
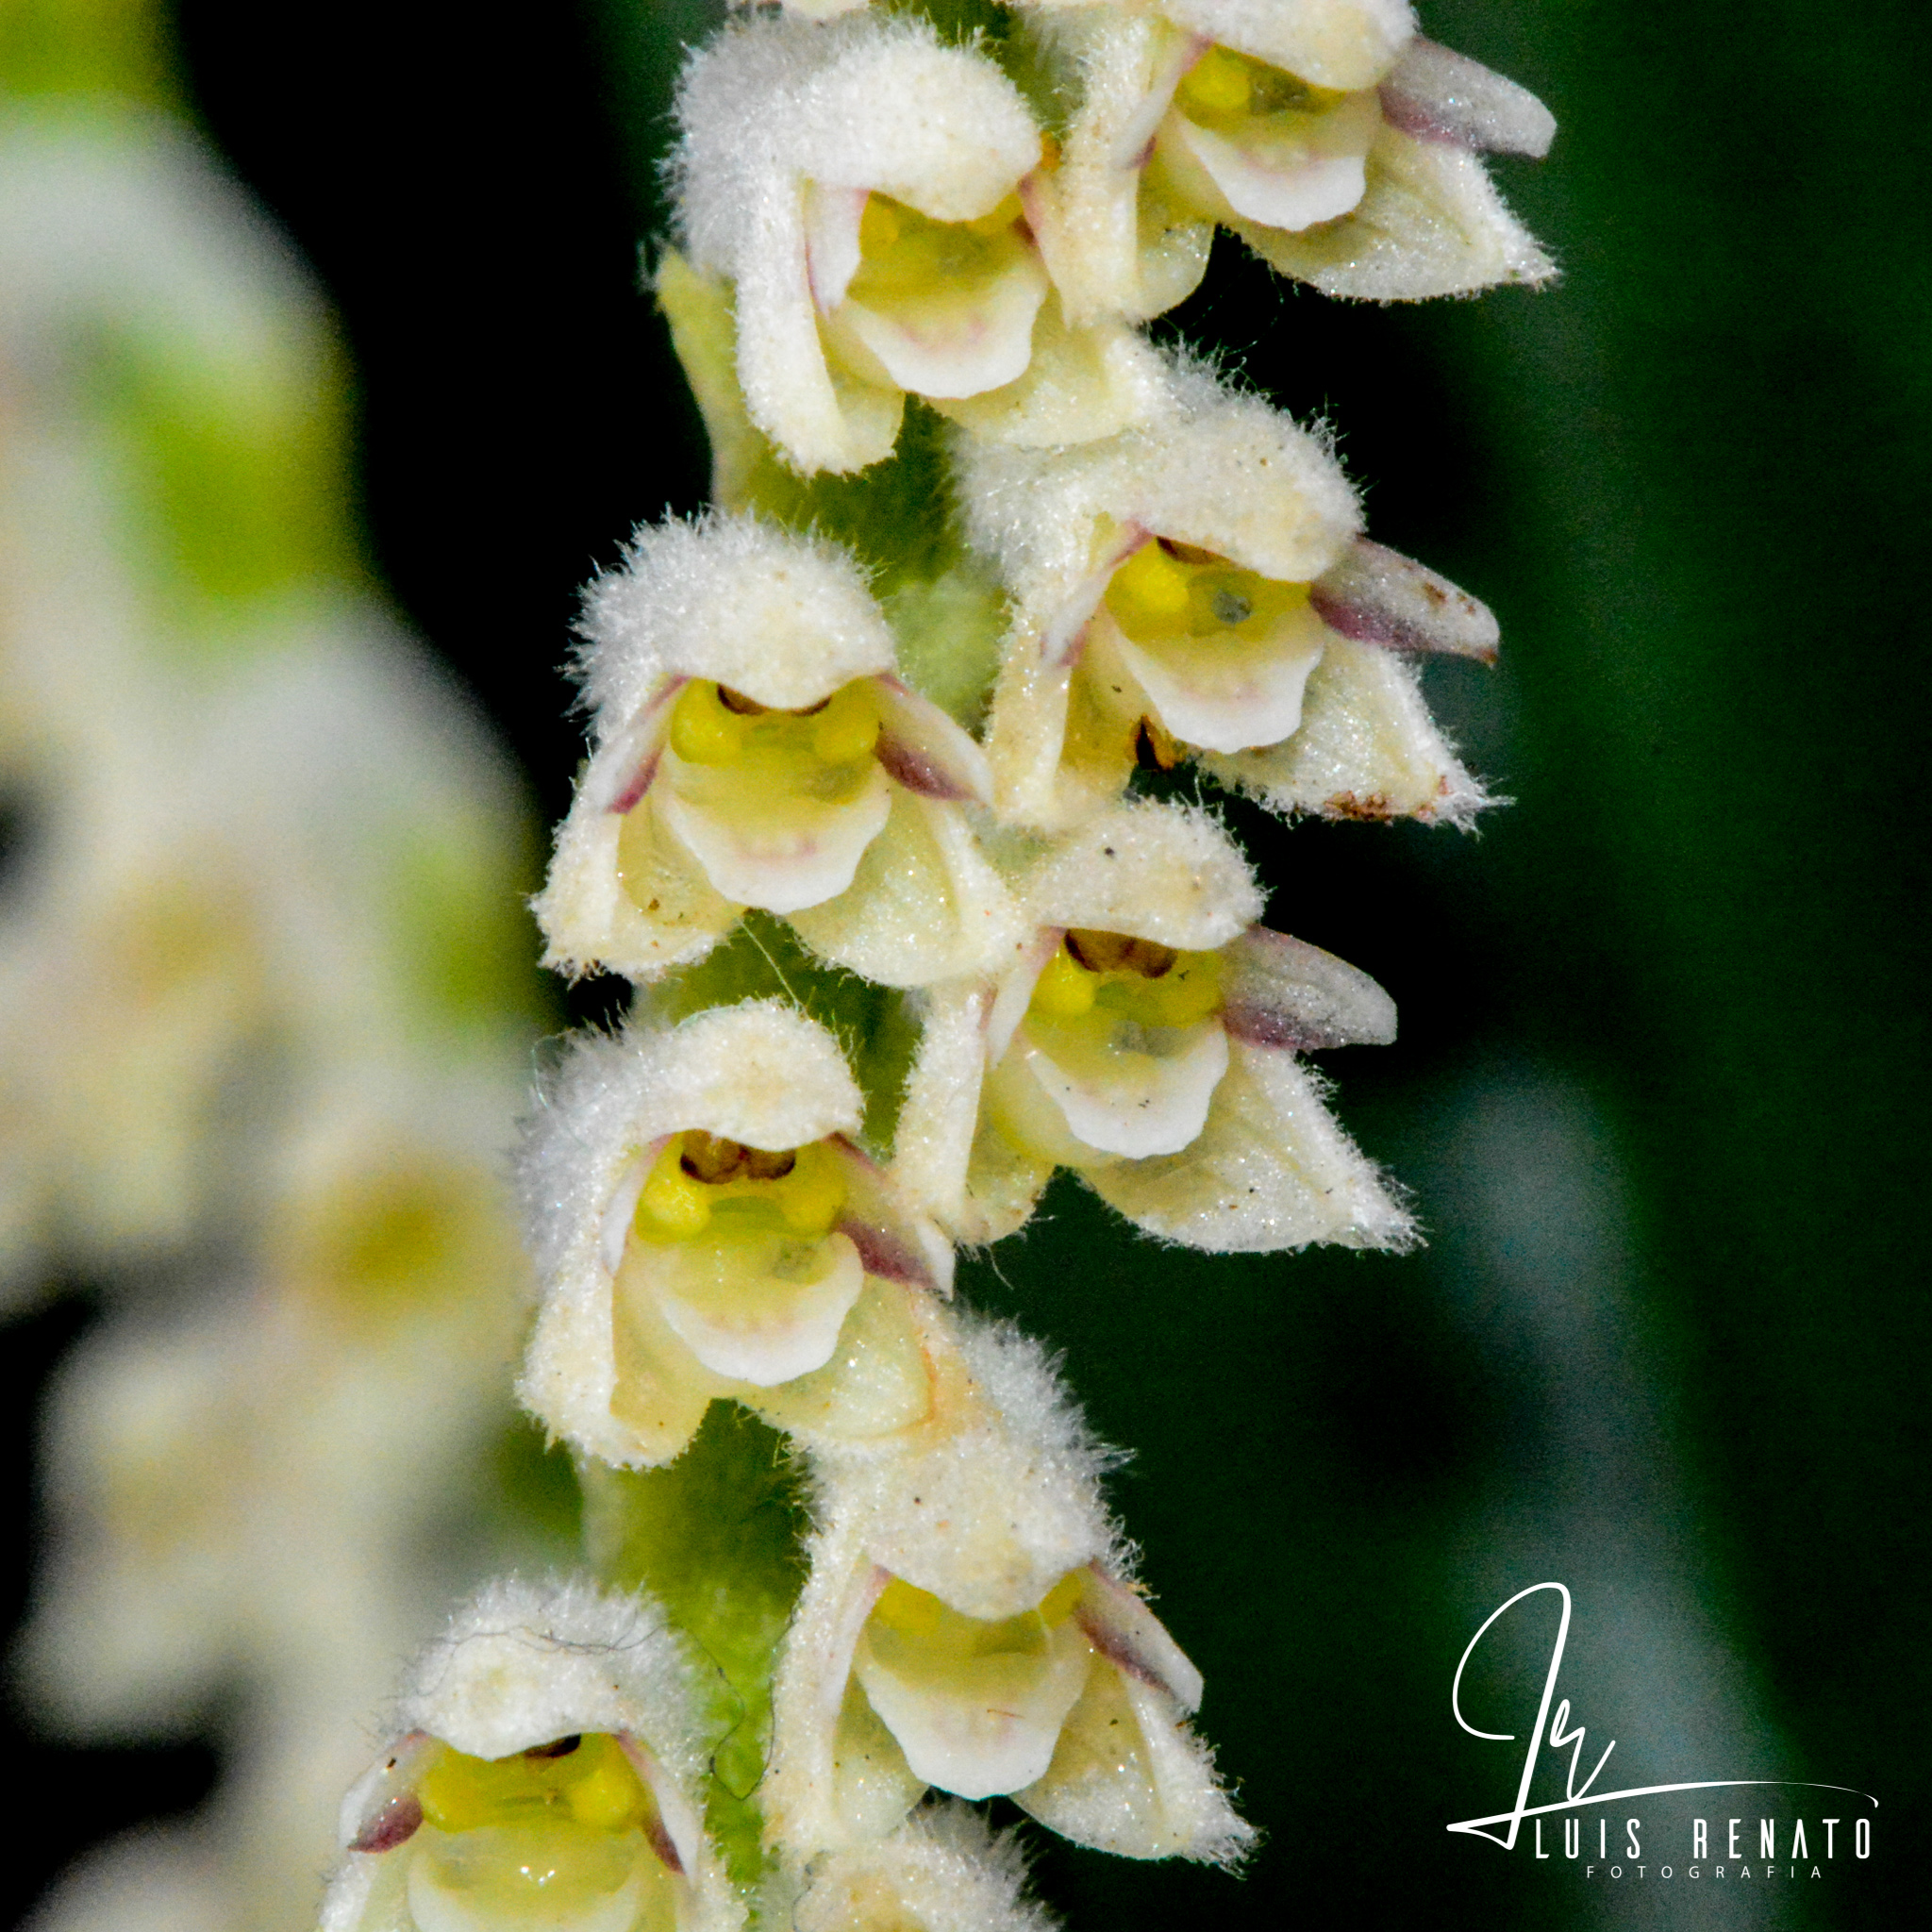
1176 45 1355 130
1026 929 1225 1032
667 676 882 771
819 185 1051 401
852 1570 1097 1801
415 1731 652 1837
1156 45 1381 237
1106 538 1310 645
633 1131 849 1244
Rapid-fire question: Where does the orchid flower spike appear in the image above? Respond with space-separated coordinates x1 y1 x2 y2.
765 1319 1254 1865
958 361 1494 830
778 1804 1059 1932
672 11 1165 475
894 799 1412 1252
1025 5 1554 324
322 1578 741 1932
534 514 1018 989
517 1002 963 1471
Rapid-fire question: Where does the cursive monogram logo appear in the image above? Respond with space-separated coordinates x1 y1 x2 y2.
1447 1582 1876 1850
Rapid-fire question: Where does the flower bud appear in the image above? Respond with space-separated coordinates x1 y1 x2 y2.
765 1320 1252 1863
321 1579 741 1932
517 1003 962 1470
535 514 1019 989
957 362 1491 828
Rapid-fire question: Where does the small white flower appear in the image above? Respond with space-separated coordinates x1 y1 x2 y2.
895 800 1411 1252
534 514 1019 989
765 1320 1253 1863
779 1805 1059 1932
1029 11 1552 325
674 12 1162 475
322 1578 741 1932
958 361 1493 829
517 1004 963 1471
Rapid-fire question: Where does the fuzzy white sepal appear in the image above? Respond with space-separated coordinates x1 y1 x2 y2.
1197 634 1491 825
1013 1657 1255 1864
1089 1038 1413 1251
809 1321 1121 1623
786 788 1025 988
391 1581 700 1773
574 514 898 729
1026 15 1213 327
1237 115 1554 301
888 978 1002 1241
781 1804 1059 1932
1021 799 1262 951
675 14 1058 473
925 305 1169 451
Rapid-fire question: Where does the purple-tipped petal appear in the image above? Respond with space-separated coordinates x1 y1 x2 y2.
594 677 686 814
874 677 993 803
348 1790 423 1856
1378 40 1557 158
1310 538 1499 663
1074 1567 1205 1715
339 1732 437 1855
614 1734 696 1877
1222 926 1397 1050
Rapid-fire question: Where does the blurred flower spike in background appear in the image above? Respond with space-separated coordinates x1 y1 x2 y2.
2 3 1926 1932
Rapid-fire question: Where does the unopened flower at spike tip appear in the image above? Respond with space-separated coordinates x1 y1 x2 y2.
517 1002 965 1471
957 358 1495 831
893 799 1411 1252
1026 9 1554 325
777 1804 1059 1932
534 514 1018 990
322 1579 741 1932
672 12 1165 475
765 1319 1253 1865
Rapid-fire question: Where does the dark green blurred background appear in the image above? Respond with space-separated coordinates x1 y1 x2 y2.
9 1 1924 1925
